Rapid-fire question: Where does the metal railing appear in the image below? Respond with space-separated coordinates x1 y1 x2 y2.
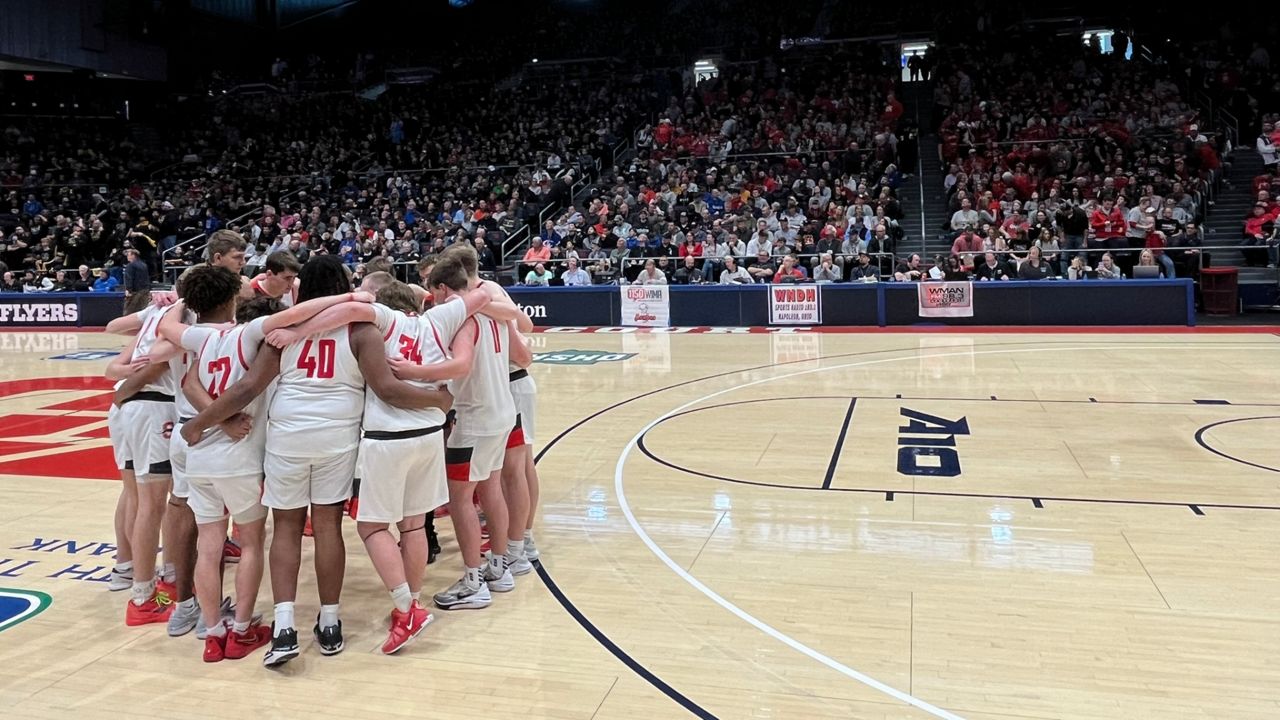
161 185 310 282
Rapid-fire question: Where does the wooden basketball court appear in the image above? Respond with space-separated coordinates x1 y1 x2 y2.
0 327 1276 719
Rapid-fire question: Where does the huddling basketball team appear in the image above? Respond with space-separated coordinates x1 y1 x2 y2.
103 228 542 665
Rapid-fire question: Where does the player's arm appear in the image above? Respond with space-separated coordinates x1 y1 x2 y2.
104 310 144 336
157 301 191 347
238 276 255 300
477 280 532 332
388 317 477 382
509 327 534 369
350 323 453 411
180 346 280 445
104 333 149 380
261 290 374 335
113 361 170 406
182 361 253 441
264 302 379 348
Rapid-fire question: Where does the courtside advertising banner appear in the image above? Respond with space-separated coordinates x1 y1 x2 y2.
768 285 822 324
917 281 974 318
620 285 670 327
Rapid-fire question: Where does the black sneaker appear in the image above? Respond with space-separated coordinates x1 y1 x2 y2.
427 518 441 565
262 626 299 668
313 617 344 656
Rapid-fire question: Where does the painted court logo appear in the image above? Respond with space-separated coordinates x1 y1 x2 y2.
534 350 636 365
0 588 51 632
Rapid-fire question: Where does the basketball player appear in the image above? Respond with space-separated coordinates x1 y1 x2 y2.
389 254 517 610
439 244 539 571
262 271 507 644
106 236 251 629
248 251 300 306
102 292 166 595
106 297 183 625
182 255 451 667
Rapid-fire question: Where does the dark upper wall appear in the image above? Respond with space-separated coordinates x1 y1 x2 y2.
0 0 168 81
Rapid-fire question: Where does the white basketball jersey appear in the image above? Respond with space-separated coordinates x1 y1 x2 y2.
133 305 182 396
269 325 364 455
363 301 468 433
184 317 272 476
173 309 203 419
448 309 516 436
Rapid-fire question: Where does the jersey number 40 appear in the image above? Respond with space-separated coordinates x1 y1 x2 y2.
298 338 337 379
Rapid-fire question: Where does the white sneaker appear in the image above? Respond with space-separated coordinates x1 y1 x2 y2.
167 599 201 637
433 577 492 610
508 555 533 576
523 537 540 562
107 567 133 592
483 564 515 593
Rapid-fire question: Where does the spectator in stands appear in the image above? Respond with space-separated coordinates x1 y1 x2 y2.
894 254 924 282
951 227 984 257
67 265 94 292
1018 246 1053 280
633 259 667 285
1259 123 1278 168
1096 253 1124 280
747 251 776 283
22 270 52 293
1134 249 1165 277
1065 255 1092 280
92 268 119 292
122 248 150 297
1242 203 1275 266
719 256 751 284
773 255 806 283
1034 229 1061 271
975 251 1012 281
950 198 979 235
849 251 879 281
474 238 497 273
813 254 842 282
674 256 704 284
523 262 553 286
1057 203 1089 266
1 271 21 292
561 257 592 286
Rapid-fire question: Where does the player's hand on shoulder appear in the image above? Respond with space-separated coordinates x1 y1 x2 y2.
351 291 376 303
266 328 299 349
152 291 178 308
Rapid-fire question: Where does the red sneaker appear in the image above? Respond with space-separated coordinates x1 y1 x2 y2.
381 602 433 655
225 622 273 660
303 515 314 538
125 595 174 626
155 579 177 603
222 538 242 564
203 633 226 663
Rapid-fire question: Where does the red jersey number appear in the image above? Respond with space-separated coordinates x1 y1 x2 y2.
298 338 336 379
397 334 423 364
206 357 232 397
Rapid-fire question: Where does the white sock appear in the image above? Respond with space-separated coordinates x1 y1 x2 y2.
465 566 483 586
523 530 534 544
411 591 421 604
389 583 412 613
130 578 155 606
177 597 196 612
207 621 227 638
161 563 176 584
319 603 340 629
114 560 133 573
486 550 507 572
273 601 295 634
232 619 250 634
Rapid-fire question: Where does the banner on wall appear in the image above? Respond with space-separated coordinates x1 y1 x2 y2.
619 285 670 327
768 285 822 324
0 297 81 326
917 282 974 318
